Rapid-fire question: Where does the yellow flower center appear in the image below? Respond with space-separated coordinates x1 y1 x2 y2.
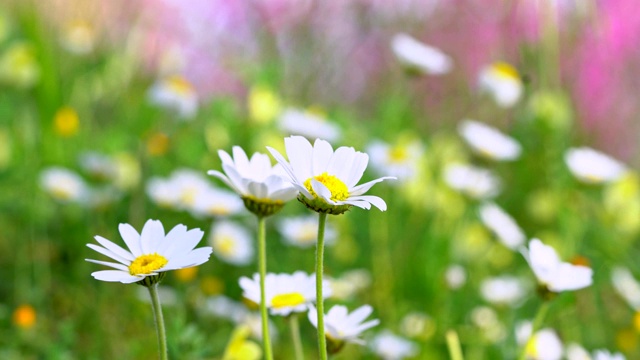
180 188 197 205
304 172 349 201
492 62 520 80
128 253 168 275
51 186 74 200
208 204 231 216
54 107 79 137
166 75 194 95
525 337 538 358
389 146 409 163
215 236 236 256
271 292 306 309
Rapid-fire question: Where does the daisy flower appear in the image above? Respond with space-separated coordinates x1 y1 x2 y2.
209 220 254 266
516 322 563 360
278 108 341 143
148 74 198 119
40 167 89 204
478 62 523 108
189 187 245 218
391 33 452 75
479 202 526 250
79 151 117 182
60 20 96 56
267 136 395 214
239 271 331 316
86 219 212 286
521 239 593 293
611 266 640 310
328 269 372 301
277 215 337 248
146 169 211 210
565 343 591 360
458 120 521 161
366 139 425 182
444 164 501 199
593 350 626 360
445 264 467 290
564 147 627 184
208 146 298 217
308 304 379 353
370 330 418 360
480 276 526 306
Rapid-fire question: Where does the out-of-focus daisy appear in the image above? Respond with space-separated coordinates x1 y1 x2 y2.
147 169 211 210
60 20 96 55
329 269 372 300
239 271 331 316
267 136 395 214
190 187 245 218
209 221 254 266
87 186 122 210
564 147 627 184
278 108 341 143
391 33 452 75
479 202 526 250
593 350 626 360
248 85 281 124
40 167 89 204
86 219 212 285
79 152 117 182
208 146 298 217
148 74 198 119
565 343 591 360
471 306 506 343
445 264 467 290
458 120 521 161
399 312 436 340
444 164 501 199
480 276 526 306
521 239 593 293
277 215 337 248
203 295 250 323
478 62 523 108
308 304 379 352
516 321 563 360
366 139 425 182
370 330 418 360
0 42 40 88
611 267 640 310
222 325 262 360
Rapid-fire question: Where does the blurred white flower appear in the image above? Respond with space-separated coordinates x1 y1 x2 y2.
79 152 117 181
209 221 254 266
478 62 523 108
278 108 341 143
593 350 625 360
444 164 501 199
391 33 452 75
148 74 198 119
366 139 425 182
611 266 640 310
479 202 526 250
190 187 245 218
60 20 96 55
147 169 211 210
565 343 591 360
521 239 593 293
277 215 337 248
203 295 250 323
564 147 626 184
399 312 435 339
471 306 506 342
308 304 379 345
371 330 418 360
40 167 89 204
445 264 467 290
516 321 563 360
480 276 526 305
329 269 372 300
458 120 521 161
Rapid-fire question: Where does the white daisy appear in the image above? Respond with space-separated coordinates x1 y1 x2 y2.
203 295 250 323
370 330 418 360
209 220 254 266
458 120 521 161
307 304 379 345
86 219 212 285
479 202 526 250
60 20 96 56
565 343 591 360
391 33 452 75
444 164 501 199
521 238 593 293
516 322 563 360
328 269 372 301
239 271 331 316
148 74 198 119
208 146 298 217
366 139 425 182
480 276 526 306
189 187 245 218
445 264 467 290
277 215 337 248
593 350 625 360
79 152 117 182
564 147 627 184
278 108 341 143
478 62 523 108
611 266 640 310
267 136 395 214
147 169 211 210
40 167 89 204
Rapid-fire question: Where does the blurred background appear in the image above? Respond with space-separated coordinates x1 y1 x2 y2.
2 0 640 359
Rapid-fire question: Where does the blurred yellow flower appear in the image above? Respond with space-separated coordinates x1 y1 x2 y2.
0 42 40 88
200 275 224 295
54 107 80 137
175 267 198 282
616 328 637 352
13 304 36 329
248 85 281 123
222 325 262 360
146 132 170 156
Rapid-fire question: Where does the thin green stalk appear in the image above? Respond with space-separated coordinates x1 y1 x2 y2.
446 330 464 360
290 314 305 360
148 284 168 360
258 216 273 360
517 301 551 360
315 212 328 360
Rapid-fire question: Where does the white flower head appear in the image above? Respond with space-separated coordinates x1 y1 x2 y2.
146 169 211 210
79 152 117 181
444 164 501 199
593 350 626 360
480 276 526 305
371 330 418 360
611 266 640 310
189 187 245 218
445 264 467 290
239 271 331 316
564 147 627 184
148 74 198 119
267 136 396 214
209 220 254 266
40 167 89 204
458 120 521 161
86 219 212 285
521 239 593 293
391 33 452 75
203 295 250 323
60 20 96 56
366 139 425 182
516 322 563 360
277 215 337 248
565 343 591 360
308 304 379 348
278 108 341 143
478 62 523 108
208 146 298 217
329 269 372 300
479 202 526 250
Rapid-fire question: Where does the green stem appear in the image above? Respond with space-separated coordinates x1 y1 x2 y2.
290 314 305 360
148 284 168 360
446 330 464 360
517 301 551 360
258 216 273 360
316 212 328 360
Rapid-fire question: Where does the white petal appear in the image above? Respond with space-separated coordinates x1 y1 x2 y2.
86 243 130 265
311 179 336 204
347 195 387 211
248 181 268 199
312 139 334 174
327 147 355 180
344 152 369 188
548 264 593 292
140 219 165 254
118 223 142 257
91 270 142 283
207 170 241 194
266 146 298 183
285 136 313 181
93 236 134 262
85 259 130 271
350 176 395 196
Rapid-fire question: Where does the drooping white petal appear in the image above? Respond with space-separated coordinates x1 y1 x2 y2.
350 177 396 196
346 195 387 211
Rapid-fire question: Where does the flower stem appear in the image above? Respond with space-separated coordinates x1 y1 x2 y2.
517 301 551 360
148 283 168 360
446 330 464 360
290 314 305 360
315 212 328 360
258 215 273 360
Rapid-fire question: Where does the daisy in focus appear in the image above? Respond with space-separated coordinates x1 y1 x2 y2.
209 220 254 266
444 164 501 199
479 202 526 250
40 167 89 204
86 219 212 285
277 215 337 248
521 238 593 294
391 33 452 75
267 136 395 214
278 107 341 143
239 271 331 316
370 330 418 360
307 304 380 353
458 120 521 161
366 138 425 182
564 147 627 184
147 74 198 119
478 62 523 108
